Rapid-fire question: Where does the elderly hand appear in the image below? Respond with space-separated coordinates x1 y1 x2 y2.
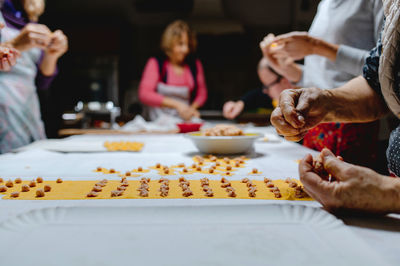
269 32 316 61
270 87 330 141
223 101 244 120
8 23 52 51
45 30 68 59
300 149 400 214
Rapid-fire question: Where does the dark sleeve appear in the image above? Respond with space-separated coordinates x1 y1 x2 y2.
240 88 273 111
362 18 384 98
35 51 59 90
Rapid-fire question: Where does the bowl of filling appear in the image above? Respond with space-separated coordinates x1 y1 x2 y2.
185 124 262 154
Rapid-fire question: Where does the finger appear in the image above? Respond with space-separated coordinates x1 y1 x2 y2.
299 154 336 197
271 107 306 137
279 89 305 128
284 131 308 142
321 148 353 181
2 58 11 71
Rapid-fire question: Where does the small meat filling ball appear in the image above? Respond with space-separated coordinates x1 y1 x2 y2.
36 189 45 197
5 180 14 188
241 178 249 183
96 167 102 171
205 189 214 197
87 191 98 197
44 185 52 192
10 192 19 198
0 178 3 183
0 186 7 192
138 166 143 172
111 190 123 197
125 171 131 176
252 168 258 174
208 168 214 174
109 168 116 173
92 185 102 192
36 177 43 183
182 189 193 197
21 185 30 192
29 180 36 187
56 178 63 183
155 163 161 169
15 178 22 184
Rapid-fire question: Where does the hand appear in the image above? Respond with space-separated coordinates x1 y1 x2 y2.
7 23 51 51
45 30 68 59
0 46 20 72
299 148 400 214
270 32 316 61
176 103 200 121
260 34 302 83
270 87 330 142
223 101 244 120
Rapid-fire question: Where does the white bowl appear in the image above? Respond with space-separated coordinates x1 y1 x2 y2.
185 132 262 154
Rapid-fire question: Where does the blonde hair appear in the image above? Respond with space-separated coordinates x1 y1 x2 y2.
161 20 197 57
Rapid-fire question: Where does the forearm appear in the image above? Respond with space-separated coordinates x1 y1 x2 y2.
312 38 339 62
323 76 389 123
162 97 182 109
282 63 303 83
383 177 400 214
39 54 58 76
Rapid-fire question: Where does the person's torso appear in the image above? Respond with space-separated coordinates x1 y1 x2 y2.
303 0 382 88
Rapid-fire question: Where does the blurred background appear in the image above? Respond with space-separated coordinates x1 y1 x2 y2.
38 0 319 137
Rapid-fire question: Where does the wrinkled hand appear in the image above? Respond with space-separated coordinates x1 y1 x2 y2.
45 30 68 59
9 23 52 51
270 32 316 61
300 149 400 214
223 101 244 120
270 87 329 141
176 103 200 121
0 46 20 72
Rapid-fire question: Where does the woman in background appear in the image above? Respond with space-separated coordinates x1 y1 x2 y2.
0 0 68 153
138 20 208 121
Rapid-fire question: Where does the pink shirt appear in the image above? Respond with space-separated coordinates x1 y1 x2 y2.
138 57 208 107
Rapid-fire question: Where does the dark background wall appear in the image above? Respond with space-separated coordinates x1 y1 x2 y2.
37 0 320 137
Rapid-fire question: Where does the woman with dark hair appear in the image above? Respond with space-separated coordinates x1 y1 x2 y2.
0 0 68 153
138 20 208 121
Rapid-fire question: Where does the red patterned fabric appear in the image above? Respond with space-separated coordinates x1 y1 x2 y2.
303 122 379 168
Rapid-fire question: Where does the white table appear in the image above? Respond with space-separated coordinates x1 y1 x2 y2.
0 126 399 265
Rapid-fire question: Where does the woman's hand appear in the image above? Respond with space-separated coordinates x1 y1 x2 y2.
44 30 68 59
0 46 20 72
300 149 400 214
270 87 331 141
176 102 200 121
260 34 302 83
7 23 52 51
223 101 244 120
270 32 316 61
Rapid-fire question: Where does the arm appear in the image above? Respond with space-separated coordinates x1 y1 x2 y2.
138 58 165 107
191 60 207 109
241 88 272 111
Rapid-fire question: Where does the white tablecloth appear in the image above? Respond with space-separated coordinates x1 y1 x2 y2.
0 126 399 265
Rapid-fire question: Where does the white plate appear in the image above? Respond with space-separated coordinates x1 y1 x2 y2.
185 132 262 154
0 204 387 266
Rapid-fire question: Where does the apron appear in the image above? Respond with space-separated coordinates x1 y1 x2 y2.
145 82 191 121
0 12 45 153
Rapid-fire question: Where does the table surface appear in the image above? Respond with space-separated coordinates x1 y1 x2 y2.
1 126 400 265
